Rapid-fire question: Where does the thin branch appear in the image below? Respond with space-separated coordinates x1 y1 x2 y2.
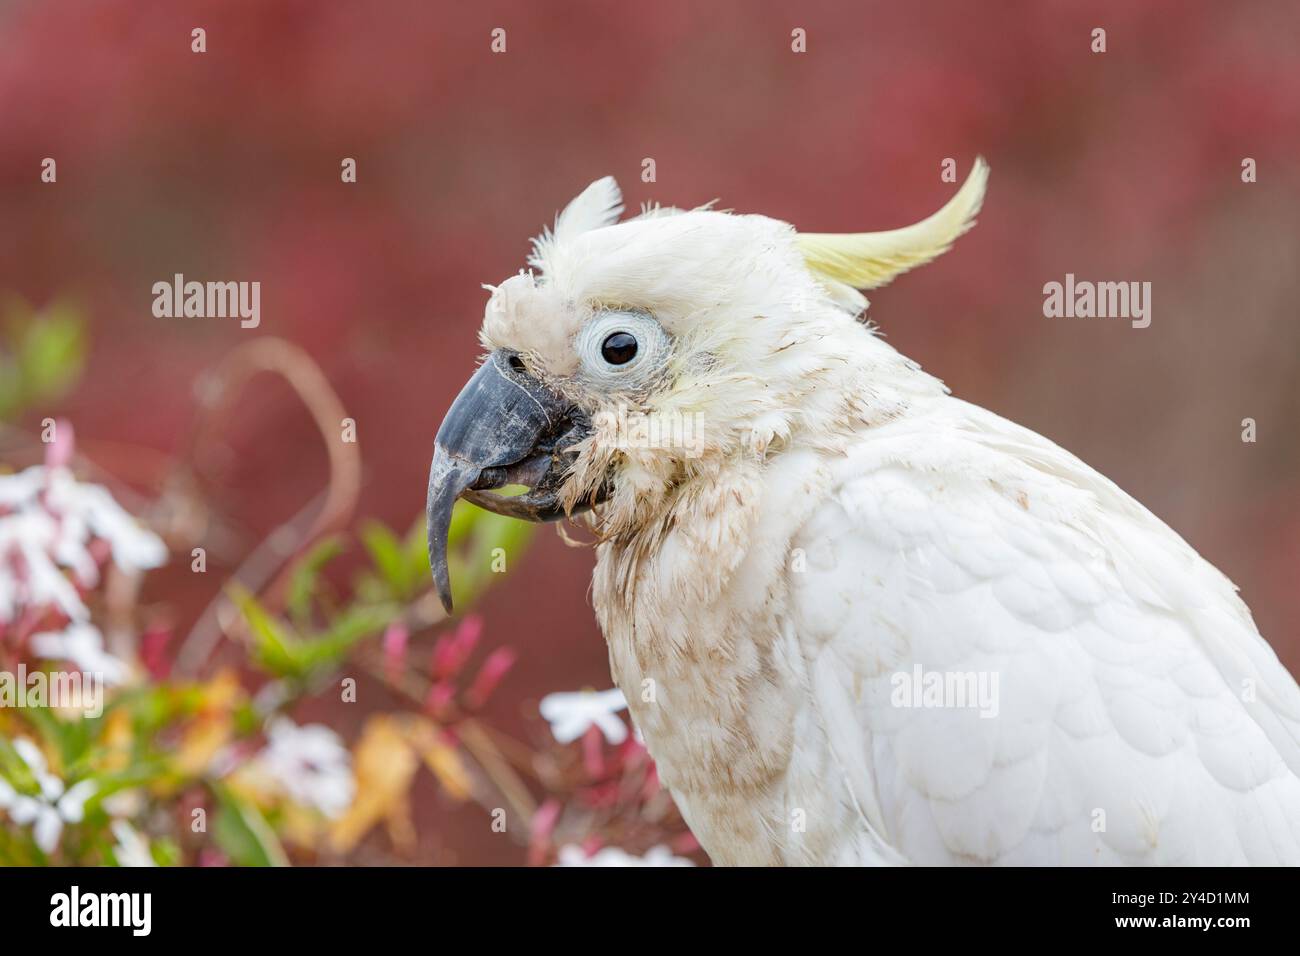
175 338 361 676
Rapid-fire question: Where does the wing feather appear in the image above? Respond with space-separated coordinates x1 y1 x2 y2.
788 399 1300 864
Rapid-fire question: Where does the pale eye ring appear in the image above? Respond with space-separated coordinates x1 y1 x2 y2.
576 310 668 386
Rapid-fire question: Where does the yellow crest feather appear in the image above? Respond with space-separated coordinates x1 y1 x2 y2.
796 157 989 292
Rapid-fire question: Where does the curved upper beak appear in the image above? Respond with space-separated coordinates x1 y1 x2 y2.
426 349 592 613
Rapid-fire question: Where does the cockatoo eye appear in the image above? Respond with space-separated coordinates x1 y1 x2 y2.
600 332 638 365
576 310 668 387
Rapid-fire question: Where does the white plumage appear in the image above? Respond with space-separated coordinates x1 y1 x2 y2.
783 399 1300 864
462 164 1300 865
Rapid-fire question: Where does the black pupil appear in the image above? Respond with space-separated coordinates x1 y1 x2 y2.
601 332 638 365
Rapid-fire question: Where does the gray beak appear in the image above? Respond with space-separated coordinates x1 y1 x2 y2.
426 349 594 612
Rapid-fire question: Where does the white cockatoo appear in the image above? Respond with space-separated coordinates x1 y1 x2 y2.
427 162 1300 865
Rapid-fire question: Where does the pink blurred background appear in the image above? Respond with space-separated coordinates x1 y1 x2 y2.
1 0 1297 862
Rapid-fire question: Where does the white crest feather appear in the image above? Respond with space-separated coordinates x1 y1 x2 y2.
530 176 624 271
796 157 989 295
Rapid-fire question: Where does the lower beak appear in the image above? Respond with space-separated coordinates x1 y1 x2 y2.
426 349 594 612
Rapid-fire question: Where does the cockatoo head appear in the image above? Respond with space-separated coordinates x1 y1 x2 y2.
427 162 988 609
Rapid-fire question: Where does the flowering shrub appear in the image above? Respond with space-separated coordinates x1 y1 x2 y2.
0 338 699 866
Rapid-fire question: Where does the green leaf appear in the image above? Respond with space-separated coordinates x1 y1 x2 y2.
151 838 182 867
445 499 477 553
452 502 535 608
230 586 302 677
10 701 100 772
212 786 289 867
0 297 86 420
20 304 85 400
286 534 345 628
0 354 20 419
361 521 411 597
296 603 396 671
405 517 431 576
233 584 393 680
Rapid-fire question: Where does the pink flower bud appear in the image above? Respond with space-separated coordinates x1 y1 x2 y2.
382 622 409 683
527 798 561 866
671 831 701 855
581 724 605 778
464 647 516 709
424 680 456 719
431 613 482 679
142 623 174 680
577 780 619 809
44 418 75 469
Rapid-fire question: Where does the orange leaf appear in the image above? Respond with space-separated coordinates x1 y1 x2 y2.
173 716 232 777
328 716 418 854
408 718 473 801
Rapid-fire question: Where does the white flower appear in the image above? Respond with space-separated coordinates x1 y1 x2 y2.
0 465 44 507
0 510 85 622
539 688 629 744
0 737 96 853
42 467 168 574
252 719 355 818
30 622 131 685
110 821 156 867
554 844 695 867
0 464 165 625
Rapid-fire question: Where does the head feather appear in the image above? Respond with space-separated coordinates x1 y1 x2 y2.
796 158 988 296
530 176 624 271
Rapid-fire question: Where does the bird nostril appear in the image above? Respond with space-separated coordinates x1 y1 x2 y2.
508 354 526 373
